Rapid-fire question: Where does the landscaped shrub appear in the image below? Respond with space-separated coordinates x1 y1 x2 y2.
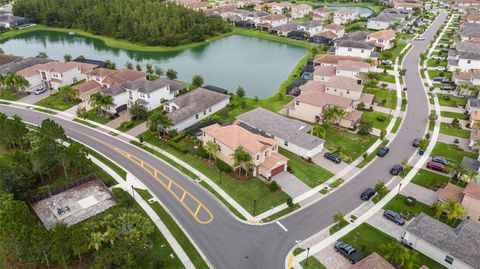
168 130 178 138
120 120 134 129
216 159 233 173
269 181 280 192
195 148 209 159
376 116 387 122
167 140 189 153
287 197 294 208
172 132 187 142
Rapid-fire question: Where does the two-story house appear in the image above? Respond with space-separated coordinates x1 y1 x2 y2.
16 61 98 92
323 23 345 38
333 8 357 25
201 123 288 179
291 4 313 19
257 14 288 29
312 7 330 21
270 1 294 15
101 78 186 114
298 20 324 35
334 39 377 59
86 68 149 88
367 29 396 51
448 43 480 72
164 87 230 132
438 182 480 223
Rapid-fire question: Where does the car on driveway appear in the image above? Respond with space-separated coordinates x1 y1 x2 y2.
426 161 446 173
360 188 376 201
324 152 341 164
381 60 393 65
431 55 444 60
434 66 447 71
390 164 403 175
377 147 389 157
334 241 364 264
412 138 420 147
383 210 406 225
432 156 448 166
34 87 47 95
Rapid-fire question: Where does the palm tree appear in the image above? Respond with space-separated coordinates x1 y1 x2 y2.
204 140 218 161
89 92 113 116
231 146 250 177
311 124 326 139
435 199 467 224
3 74 30 94
450 162 466 182
58 86 79 103
323 106 346 125
147 112 172 137
399 248 418 269
89 232 103 251
380 242 401 264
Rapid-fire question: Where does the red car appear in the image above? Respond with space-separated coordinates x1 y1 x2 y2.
426 161 446 173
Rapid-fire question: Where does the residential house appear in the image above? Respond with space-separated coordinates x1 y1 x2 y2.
350 253 395 269
453 69 480 86
312 54 365 67
270 1 294 15
101 78 186 114
291 4 313 19
333 8 357 25
393 2 422 9
438 181 480 222
256 14 288 29
461 23 480 43
367 29 396 51
324 75 364 100
236 107 325 159
86 68 149 88
448 43 480 72
16 61 98 92
466 96 480 126
0 54 22 66
246 11 269 24
455 0 480 10
201 123 288 178
403 213 480 269
0 57 51 75
333 39 377 59
164 87 230 132
0 15 27 29
172 0 209 10
336 60 370 80
312 7 330 21
298 20 324 36
313 65 337 81
323 23 345 38
311 31 337 44
270 21 299 36
466 11 480 24
367 13 400 30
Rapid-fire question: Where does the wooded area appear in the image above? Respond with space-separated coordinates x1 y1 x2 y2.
13 0 231 46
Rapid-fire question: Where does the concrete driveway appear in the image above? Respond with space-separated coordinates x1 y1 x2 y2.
272 172 311 199
366 210 407 240
18 91 49 104
311 151 348 174
400 183 438 206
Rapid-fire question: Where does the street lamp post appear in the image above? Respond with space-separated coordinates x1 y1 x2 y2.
131 185 135 199
305 247 310 267
253 199 257 216
397 183 402 199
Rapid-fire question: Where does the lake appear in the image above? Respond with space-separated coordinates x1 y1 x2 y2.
0 30 307 98
324 6 375 17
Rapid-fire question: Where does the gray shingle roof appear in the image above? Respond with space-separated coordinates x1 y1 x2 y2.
167 88 229 124
335 39 374 50
369 13 398 23
236 107 325 150
272 22 299 32
406 213 480 268
470 98 480 108
102 78 186 96
300 20 324 28
462 23 480 38
339 31 369 41
0 15 25 23
462 157 480 172
0 57 51 74
456 42 480 53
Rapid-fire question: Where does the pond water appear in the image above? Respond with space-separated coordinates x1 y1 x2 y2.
323 6 375 17
0 30 308 98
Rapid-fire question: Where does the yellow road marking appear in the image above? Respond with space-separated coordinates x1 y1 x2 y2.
288 254 294 269
72 130 214 224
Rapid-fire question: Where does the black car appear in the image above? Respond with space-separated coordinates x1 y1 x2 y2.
412 138 420 147
432 156 449 166
390 164 403 175
377 147 389 157
324 152 341 164
360 188 376 201
334 241 365 264
383 210 406 225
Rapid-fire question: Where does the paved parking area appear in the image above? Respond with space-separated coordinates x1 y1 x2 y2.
311 152 348 174
272 172 310 199
366 211 407 240
18 91 49 104
312 243 352 269
437 133 470 150
400 183 438 206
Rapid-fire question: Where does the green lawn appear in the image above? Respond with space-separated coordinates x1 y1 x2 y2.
329 178 344 189
140 132 291 216
34 93 80 111
384 194 437 220
329 219 349 234
391 117 402 133
300 257 326 269
427 59 447 67
279 148 333 188
437 94 467 107
361 111 391 130
340 223 445 269
428 70 452 79
431 142 478 164
83 109 111 124
380 41 407 62
136 189 209 269
324 128 377 163
439 122 470 138
377 74 396 84
0 90 24 101
411 169 451 191
86 147 127 179
363 87 397 109
116 119 144 132
440 111 469 120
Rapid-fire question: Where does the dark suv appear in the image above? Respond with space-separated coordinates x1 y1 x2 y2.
412 138 420 147
377 147 389 157
383 210 406 225
334 242 365 264
360 188 376 201
324 152 341 164
390 164 403 175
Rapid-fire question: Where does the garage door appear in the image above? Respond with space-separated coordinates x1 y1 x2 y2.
116 104 128 113
270 165 285 178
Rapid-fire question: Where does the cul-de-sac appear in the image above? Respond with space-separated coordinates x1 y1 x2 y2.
0 0 479 268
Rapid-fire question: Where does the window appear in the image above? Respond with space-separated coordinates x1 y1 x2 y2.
295 101 300 105
195 114 199 119
256 154 260 160
209 107 212 112
213 138 216 143
284 141 288 146
348 48 352 52
444 256 454 265
467 60 472 64
361 50 364 53
203 110 206 115
73 77 77 83
265 151 268 157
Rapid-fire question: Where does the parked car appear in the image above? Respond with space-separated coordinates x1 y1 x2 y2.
334 242 365 264
390 164 403 175
383 210 406 225
432 76 446 82
426 161 446 173
434 66 447 71
440 37 450 41
360 188 376 201
414 36 425 41
324 152 341 164
381 60 393 65
34 87 47 95
412 138 420 147
440 86 454 91
431 55 444 60
377 147 390 157
440 49 449 53
432 156 449 166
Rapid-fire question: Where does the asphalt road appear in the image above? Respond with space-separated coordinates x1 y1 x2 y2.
0 11 446 269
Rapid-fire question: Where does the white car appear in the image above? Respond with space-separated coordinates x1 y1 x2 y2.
414 36 425 41
434 66 447 71
431 55 444 60
34 87 47 95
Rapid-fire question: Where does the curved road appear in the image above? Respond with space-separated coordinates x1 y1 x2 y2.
0 11 445 269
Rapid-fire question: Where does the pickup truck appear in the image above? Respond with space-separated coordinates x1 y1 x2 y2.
334 241 365 264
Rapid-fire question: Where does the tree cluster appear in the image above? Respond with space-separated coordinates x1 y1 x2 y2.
13 0 231 46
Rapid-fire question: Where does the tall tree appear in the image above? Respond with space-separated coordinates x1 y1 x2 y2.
166 69 178 80
192 75 204 87
204 140 218 161
58 85 79 103
63 54 72 62
147 112 172 137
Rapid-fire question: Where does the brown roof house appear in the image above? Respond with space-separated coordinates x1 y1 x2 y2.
438 181 480 223
333 8 357 25
367 29 396 51
350 252 395 269
201 123 288 179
